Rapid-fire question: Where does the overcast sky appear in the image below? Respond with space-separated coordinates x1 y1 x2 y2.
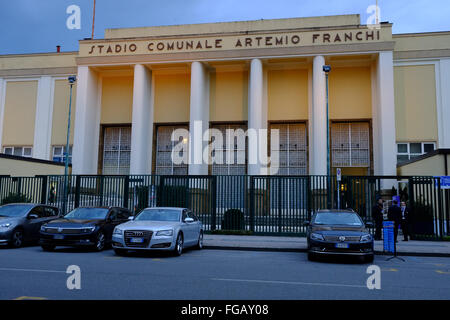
0 0 449 55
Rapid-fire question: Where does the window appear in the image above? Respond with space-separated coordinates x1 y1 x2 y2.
270 123 308 175
3 146 32 158
102 127 131 175
210 124 247 175
397 142 436 164
331 122 370 168
52 145 72 164
155 125 188 175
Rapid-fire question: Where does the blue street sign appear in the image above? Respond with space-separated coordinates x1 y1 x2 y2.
435 176 450 189
383 221 395 254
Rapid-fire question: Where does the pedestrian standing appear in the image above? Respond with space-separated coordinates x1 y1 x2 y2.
388 200 402 243
400 201 410 241
372 198 384 240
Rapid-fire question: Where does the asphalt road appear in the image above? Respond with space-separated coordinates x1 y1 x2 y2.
0 245 449 300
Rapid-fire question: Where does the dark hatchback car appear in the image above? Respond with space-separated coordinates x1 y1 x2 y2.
0 203 60 248
39 206 132 251
305 210 374 263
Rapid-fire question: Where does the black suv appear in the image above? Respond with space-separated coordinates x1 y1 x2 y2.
39 206 132 251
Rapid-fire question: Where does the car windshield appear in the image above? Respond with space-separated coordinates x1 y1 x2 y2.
0 204 33 217
64 208 109 220
313 212 363 226
135 209 180 222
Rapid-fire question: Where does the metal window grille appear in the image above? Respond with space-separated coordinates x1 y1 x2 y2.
270 123 307 175
211 124 247 175
331 122 370 168
102 127 131 175
155 125 188 175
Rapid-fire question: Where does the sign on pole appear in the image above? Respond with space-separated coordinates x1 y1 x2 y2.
336 168 342 182
383 221 395 254
434 176 450 189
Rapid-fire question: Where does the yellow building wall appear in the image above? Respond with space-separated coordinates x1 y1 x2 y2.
0 158 67 176
394 65 438 142
210 71 248 122
101 76 134 124
51 80 77 147
154 73 190 123
268 69 309 121
2 81 38 147
397 155 445 176
329 67 372 120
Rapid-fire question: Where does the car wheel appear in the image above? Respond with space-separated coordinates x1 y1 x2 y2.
365 254 374 263
307 252 316 261
173 233 183 256
94 232 106 252
114 248 127 256
10 229 24 248
41 245 55 252
195 231 203 250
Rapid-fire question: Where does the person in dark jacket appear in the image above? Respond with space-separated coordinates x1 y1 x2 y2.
400 201 410 241
372 198 384 240
388 200 402 242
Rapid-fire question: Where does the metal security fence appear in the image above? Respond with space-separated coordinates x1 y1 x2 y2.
0 174 448 239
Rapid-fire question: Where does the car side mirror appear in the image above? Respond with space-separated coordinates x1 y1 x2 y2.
28 213 39 220
128 216 134 221
184 217 194 223
303 221 310 227
365 221 374 228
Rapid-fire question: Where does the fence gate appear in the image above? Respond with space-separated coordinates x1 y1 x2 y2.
250 176 309 235
158 175 216 231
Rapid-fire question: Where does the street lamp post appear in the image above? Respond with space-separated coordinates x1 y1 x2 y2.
63 75 77 214
323 65 331 208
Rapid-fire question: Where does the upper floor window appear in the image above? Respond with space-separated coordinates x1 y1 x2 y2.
3 146 32 158
397 142 436 164
52 145 72 164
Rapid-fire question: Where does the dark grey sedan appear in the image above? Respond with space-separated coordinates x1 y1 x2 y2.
0 203 60 248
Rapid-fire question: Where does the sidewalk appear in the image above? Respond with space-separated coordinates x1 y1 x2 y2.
204 234 450 257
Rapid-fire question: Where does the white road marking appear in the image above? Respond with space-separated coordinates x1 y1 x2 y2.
0 267 65 274
212 278 367 288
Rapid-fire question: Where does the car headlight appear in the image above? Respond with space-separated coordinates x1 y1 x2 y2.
113 228 123 235
0 223 12 229
83 226 96 233
360 234 373 242
156 229 173 237
310 233 325 241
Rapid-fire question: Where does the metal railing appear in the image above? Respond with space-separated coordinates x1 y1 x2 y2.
0 174 448 239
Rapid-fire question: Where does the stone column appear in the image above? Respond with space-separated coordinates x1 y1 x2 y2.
188 61 210 175
33 76 54 160
130 64 154 174
311 55 327 176
72 66 102 175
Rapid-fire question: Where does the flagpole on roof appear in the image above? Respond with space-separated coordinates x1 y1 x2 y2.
92 0 96 39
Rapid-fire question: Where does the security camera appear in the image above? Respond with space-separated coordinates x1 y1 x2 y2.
323 65 331 73
68 75 77 84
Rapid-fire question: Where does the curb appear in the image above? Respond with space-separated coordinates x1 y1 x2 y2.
203 245 450 258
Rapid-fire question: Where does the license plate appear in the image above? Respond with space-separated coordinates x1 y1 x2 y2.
130 237 144 243
54 235 64 240
335 243 349 249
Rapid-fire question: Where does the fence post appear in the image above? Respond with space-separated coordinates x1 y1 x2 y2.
249 176 255 232
123 175 130 209
211 176 217 231
38 175 48 204
278 178 282 234
74 175 81 208
437 177 444 240
99 175 104 207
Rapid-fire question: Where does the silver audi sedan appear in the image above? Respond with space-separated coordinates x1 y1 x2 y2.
112 207 203 256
